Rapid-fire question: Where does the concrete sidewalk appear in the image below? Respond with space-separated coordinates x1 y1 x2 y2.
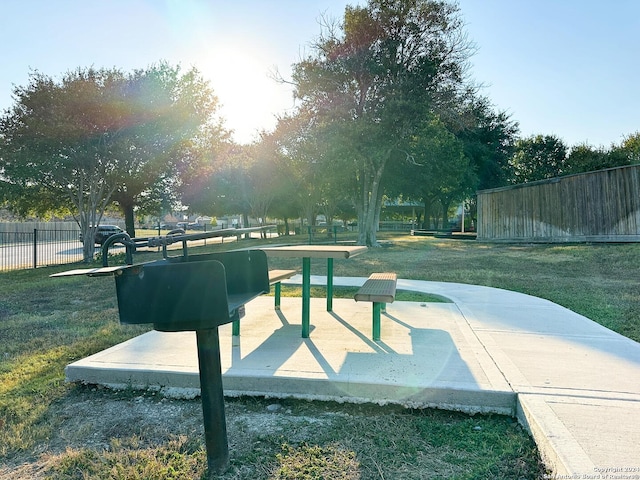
66 276 640 478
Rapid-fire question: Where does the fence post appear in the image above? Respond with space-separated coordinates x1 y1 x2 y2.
33 228 37 269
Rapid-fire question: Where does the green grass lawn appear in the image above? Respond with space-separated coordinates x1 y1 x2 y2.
242 233 639 342
4 233 638 478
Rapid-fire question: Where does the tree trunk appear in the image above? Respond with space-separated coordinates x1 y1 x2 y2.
357 160 386 247
439 196 453 230
81 224 97 263
242 212 250 239
300 200 315 230
77 171 112 263
79 207 103 263
123 202 136 238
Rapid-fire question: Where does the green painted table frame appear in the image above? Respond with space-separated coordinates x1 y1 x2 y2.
261 245 367 338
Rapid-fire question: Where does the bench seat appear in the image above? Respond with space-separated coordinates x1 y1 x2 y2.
354 273 397 340
269 269 297 284
232 269 297 336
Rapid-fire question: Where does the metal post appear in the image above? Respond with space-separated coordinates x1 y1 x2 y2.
232 319 240 336
101 233 134 267
326 257 333 312
274 282 282 310
373 302 381 341
33 228 37 269
302 257 311 338
196 328 229 475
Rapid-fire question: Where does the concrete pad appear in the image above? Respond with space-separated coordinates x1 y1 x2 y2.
477 330 640 394
65 277 640 477
66 296 515 414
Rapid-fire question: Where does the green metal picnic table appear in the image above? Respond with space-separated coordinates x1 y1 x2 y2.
260 245 368 337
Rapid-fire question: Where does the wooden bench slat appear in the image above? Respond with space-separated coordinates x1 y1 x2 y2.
269 269 297 284
354 272 397 304
354 273 398 341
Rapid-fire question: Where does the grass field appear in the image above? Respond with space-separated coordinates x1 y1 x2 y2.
2 232 638 479
260 233 640 342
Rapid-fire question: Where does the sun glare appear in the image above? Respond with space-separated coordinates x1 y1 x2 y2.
161 0 295 144
196 45 293 144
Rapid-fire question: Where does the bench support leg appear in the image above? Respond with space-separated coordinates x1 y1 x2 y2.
231 310 240 337
326 258 333 311
372 302 381 341
274 282 282 310
302 257 311 338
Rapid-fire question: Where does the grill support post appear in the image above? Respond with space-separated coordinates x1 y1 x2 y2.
196 328 229 475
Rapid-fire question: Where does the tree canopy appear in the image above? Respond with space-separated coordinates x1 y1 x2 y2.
285 0 481 245
3 3 633 248
510 132 638 185
0 64 220 261
510 134 569 183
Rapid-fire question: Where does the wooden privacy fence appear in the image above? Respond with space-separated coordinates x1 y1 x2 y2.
477 164 640 242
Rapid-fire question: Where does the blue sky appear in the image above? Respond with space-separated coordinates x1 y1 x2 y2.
1 1 637 147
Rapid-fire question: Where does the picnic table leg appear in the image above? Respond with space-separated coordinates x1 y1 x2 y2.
274 282 282 310
302 257 311 338
326 257 333 311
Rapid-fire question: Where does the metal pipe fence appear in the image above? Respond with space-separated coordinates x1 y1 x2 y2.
0 229 83 272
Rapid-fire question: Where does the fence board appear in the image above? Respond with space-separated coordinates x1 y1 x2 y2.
477 164 640 242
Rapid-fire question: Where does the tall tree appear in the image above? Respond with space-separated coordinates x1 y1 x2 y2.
182 140 285 233
269 111 353 229
242 140 287 229
0 65 218 261
174 120 233 219
612 131 640 166
0 68 127 261
510 134 568 184
386 114 472 228
454 96 519 190
106 63 220 237
182 143 250 223
289 0 475 246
